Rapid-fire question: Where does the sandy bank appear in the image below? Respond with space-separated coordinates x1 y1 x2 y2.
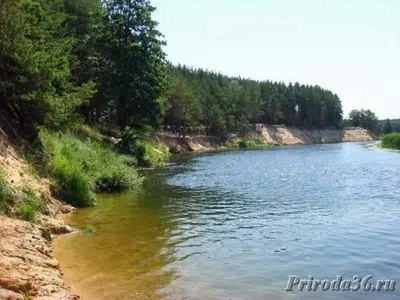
0 135 79 300
153 125 379 153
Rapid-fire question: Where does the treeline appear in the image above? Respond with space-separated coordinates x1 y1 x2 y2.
165 65 344 137
1 0 345 141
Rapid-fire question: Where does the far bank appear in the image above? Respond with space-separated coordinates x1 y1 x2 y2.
153 125 379 153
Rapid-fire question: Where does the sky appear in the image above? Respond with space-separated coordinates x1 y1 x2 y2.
152 0 400 119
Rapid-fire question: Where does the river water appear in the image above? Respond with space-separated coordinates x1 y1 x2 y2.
54 142 400 300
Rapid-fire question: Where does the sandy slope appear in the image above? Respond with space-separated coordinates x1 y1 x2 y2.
0 135 79 300
154 125 378 153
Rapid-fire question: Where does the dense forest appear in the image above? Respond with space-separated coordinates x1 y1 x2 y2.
0 0 348 141
166 65 343 137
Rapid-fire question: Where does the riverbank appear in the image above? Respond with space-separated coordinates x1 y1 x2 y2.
153 125 379 153
0 136 79 299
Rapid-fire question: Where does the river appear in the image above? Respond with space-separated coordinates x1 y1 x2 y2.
54 142 400 300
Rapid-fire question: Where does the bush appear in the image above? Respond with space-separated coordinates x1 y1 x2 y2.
40 131 142 207
382 133 400 150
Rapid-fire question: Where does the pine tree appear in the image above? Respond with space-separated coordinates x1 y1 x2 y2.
102 0 168 130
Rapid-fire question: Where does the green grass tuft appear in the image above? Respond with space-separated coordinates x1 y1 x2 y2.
84 224 96 234
0 169 13 204
18 185 44 221
238 139 269 149
19 202 39 221
40 131 142 207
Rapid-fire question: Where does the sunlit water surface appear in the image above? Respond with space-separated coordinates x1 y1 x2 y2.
54 143 400 299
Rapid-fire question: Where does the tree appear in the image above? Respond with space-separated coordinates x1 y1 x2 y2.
101 0 168 130
165 78 201 138
63 0 104 124
348 109 379 132
0 0 92 136
383 119 393 134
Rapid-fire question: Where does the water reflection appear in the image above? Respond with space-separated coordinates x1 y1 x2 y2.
54 165 198 300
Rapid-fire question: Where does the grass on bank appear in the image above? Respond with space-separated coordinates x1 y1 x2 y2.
238 139 269 149
40 131 142 207
18 186 44 221
119 127 170 167
0 171 43 221
381 133 400 150
0 170 13 214
134 140 170 167
225 139 271 149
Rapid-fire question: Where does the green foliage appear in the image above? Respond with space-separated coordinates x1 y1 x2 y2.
347 109 379 132
382 133 400 150
0 170 13 204
0 0 94 135
165 65 343 137
135 140 170 167
40 131 142 207
120 127 170 167
84 224 96 234
224 140 239 149
238 140 269 149
18 202 39 221
18 185 44 221
165 77 202 137
52 156 95 207
382 119 393 135
96 0 168 130
379 119 400 133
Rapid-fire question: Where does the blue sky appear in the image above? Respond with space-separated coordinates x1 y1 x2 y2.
152 0 400 119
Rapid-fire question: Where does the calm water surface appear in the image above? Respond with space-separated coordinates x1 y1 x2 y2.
54 143 400 300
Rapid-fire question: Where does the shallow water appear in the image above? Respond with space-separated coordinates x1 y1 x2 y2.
54 142 400 299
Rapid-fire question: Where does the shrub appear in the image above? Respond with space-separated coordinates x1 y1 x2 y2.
40 131 142 207
382 133 400 150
